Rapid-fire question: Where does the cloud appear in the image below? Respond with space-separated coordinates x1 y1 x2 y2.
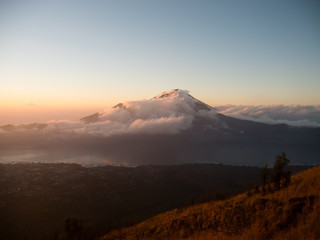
36 90 216 137
1 93 320 166
0 90 217 165
214 105 320 127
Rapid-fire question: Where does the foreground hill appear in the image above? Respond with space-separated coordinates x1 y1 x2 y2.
101 165 320 240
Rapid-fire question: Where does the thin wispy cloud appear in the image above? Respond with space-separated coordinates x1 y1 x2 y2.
215 105 320 127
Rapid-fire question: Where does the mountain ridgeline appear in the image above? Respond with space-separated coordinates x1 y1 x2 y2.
1 89 320 166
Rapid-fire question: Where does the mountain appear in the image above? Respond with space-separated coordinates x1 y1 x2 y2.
100 165 320 240
0 89 320 166
0 123 47 132
75 89 320 166
80 89 215 124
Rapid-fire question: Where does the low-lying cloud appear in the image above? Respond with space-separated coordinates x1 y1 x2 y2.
2 90 216 137
215 105 320 127
2 91 320 139
1 92 320 166
46 115 194 136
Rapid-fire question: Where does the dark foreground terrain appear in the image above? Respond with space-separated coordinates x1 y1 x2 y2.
0 163 309 240
101 165 320 240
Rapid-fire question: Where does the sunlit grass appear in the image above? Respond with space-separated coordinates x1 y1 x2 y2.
101 166 320 240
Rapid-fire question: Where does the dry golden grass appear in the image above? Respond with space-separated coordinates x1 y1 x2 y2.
100 166 320 240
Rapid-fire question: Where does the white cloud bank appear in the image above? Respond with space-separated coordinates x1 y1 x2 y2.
215 105 320 127
2 90 319 139
44 90 216 136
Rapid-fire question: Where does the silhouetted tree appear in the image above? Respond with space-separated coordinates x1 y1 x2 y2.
254 184 260 194
260 164 271 194
272 152 290 190
65 218 83 240
283 168 291 187
215 192 226 200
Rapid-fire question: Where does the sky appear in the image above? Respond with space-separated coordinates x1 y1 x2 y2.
0 0 319 124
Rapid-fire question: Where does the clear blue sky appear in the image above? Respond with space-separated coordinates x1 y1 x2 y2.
0 0 320 123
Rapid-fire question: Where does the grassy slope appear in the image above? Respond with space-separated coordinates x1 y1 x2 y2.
101 166 320 240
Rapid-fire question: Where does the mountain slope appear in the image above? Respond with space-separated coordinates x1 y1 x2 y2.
101 165 320 240
1 89 320 166
76 89 320 166
80 89 214 124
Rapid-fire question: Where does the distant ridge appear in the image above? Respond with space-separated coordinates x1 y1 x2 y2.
80 112 100 124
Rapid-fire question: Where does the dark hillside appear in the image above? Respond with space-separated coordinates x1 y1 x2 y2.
0 163 291 240
101 165 320 240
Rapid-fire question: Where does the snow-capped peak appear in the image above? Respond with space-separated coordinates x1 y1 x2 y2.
152 89 213 111
153 89 189 99
80 90 216 125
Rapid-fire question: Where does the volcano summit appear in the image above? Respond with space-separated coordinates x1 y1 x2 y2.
79 89 216 132
0 90 320 166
